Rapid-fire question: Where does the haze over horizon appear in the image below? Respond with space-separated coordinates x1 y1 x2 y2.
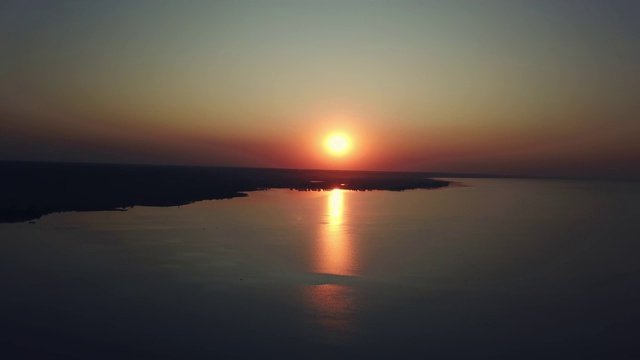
1 0 639 179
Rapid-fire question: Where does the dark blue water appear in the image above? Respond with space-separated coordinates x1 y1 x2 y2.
1 179 638 358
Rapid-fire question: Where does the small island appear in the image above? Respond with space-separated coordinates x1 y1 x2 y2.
0 162 450 223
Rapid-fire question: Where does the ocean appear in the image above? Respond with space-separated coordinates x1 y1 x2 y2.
1 178 638 358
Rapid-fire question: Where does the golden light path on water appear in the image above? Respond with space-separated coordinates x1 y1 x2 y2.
317 189 354 275
304 189 357 339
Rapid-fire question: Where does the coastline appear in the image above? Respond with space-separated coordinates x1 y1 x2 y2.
0 162 450 223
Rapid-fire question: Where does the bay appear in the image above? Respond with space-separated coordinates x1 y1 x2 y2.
1 179 638 358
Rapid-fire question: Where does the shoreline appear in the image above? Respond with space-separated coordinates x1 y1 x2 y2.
0 162 450 223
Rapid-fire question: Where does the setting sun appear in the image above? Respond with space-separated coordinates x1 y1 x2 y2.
325 133 351 156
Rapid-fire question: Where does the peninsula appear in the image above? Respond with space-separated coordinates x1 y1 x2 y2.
0 162 450 223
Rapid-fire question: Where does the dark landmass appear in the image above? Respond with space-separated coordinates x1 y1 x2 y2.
0 161 450 223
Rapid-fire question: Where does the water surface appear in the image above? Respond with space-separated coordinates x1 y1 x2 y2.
1 179 638 358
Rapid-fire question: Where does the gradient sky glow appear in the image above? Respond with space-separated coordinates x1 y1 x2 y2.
1 0 639 178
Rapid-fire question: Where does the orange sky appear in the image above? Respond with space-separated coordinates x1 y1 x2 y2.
1 1 639 178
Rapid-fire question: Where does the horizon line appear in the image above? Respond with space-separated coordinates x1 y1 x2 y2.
1 159 637 183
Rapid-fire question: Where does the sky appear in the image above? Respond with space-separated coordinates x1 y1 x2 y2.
1 0 639 178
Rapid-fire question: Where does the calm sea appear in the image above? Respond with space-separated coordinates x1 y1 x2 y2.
1 178 638 358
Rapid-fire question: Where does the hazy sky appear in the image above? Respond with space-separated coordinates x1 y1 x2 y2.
1 0 639 178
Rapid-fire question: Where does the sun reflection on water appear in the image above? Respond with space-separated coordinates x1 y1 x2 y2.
317 189 354 276
329 188 343 224
302 189 357 340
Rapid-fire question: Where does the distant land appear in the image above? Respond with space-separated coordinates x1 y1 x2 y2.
0 161 451 223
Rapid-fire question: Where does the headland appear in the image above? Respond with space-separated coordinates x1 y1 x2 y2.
0 162 450 223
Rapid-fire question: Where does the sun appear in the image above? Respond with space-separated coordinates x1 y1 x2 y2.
325 133 350 156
